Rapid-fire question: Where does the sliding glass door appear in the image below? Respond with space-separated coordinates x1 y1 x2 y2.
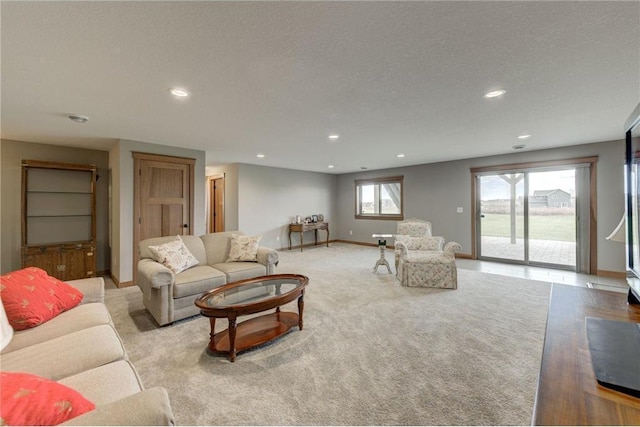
476 167 580 270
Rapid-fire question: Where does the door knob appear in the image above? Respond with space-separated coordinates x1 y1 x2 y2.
183 224 188 228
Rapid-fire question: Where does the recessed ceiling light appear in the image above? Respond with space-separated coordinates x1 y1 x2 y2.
68 115 89 123
256 154 265 158
328 134 339 140
328 165 335 169
512 144 526 150
169 88 189 97
397 153 405 158
517 134 532 140
484 89 506 98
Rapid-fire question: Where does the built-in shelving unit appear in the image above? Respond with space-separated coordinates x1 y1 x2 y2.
21 160 97 280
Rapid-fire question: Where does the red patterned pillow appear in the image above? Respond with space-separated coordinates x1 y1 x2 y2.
0 267 84 330
0 372 95 425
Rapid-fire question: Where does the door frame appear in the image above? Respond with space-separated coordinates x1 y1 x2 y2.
133 152 195 283
470 156 598 273
207 174 225 233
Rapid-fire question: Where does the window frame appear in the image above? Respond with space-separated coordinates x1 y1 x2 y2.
354 175 404 220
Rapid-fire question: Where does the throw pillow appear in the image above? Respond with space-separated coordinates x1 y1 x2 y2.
0 267 84 331
148 235 199 274
0 372 95 426
227 235 262 262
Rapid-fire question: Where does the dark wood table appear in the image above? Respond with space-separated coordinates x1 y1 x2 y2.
195 274 308 362
288 222 329 251
532 284 640 425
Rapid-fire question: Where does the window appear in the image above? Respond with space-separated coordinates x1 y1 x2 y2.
355 176 403 220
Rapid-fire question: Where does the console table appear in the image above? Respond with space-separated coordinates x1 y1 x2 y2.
532 284 640 425
288 222 329 252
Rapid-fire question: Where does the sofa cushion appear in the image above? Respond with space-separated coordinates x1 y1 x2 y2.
212 262 267 283
0 372 95 426
1 324 126 381
148 236 199 274
59 360 144 406
173 265 226 298
200 231 242 265
227 234 262 262
0 267 83 330
2 303 112 354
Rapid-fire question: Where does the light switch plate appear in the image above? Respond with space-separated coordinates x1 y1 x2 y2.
457 207 463 213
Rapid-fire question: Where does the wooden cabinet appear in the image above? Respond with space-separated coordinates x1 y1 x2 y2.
21 160 97 280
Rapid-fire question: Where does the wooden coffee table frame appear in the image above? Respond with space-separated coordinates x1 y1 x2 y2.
195 274 308 362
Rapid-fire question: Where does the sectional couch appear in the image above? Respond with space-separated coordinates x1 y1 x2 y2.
0 275 175 425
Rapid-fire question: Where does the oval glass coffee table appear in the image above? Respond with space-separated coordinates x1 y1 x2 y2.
195 274 309 362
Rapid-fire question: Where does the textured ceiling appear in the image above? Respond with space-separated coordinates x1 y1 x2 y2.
1 1 639 173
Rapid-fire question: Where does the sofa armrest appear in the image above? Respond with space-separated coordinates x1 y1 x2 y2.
256 247 279 268
394 241 409 258
66 277 105 304
444 242 462 258
138 259 174 289
61 387 175 426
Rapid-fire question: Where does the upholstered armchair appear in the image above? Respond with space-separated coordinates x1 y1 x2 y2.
396 241 462 289
394 218 442 277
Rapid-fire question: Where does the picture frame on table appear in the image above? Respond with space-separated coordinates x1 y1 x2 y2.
311 214 318 223
317 214 324 222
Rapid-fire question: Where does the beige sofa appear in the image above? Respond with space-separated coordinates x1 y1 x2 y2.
137 231 279 326
0 276 175 425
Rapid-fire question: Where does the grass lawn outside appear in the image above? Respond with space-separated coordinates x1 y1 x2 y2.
480 213 576 242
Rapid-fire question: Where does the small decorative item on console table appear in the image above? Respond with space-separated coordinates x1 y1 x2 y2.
195 274 309 362
288 221 329 252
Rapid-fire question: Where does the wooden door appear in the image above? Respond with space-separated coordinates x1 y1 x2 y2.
133 153 195 281
209 176 225 233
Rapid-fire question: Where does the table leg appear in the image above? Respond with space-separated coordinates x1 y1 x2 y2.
208 317 216 352
326 226 329 247
299 230 304 252
228 313 237 362
298 291 305 330
314 229 318 246
373 241 392 274
288 229 292 250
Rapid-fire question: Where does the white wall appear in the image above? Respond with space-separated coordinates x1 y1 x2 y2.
336 140 625 273
235 163 337 249
110 139 206 284
0 139 110 274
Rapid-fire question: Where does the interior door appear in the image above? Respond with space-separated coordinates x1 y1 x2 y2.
133 153 195 279
209 176 225 233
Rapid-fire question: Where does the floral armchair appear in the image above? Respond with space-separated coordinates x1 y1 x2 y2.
396 241 462 289
394 218 443 277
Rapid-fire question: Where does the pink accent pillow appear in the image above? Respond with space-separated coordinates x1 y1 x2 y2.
0 267 84 331
0 372 95 425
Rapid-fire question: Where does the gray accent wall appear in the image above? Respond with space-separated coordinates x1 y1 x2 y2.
0 139 110 274
336 139 625 273
236 163 337 249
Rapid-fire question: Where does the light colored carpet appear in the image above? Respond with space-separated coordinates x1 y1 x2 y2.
105 243 551 426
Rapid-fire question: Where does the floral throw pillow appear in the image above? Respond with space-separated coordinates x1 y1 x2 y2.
0 372 95 426
148 236 199 274
0 267 84 331
227 235 262 262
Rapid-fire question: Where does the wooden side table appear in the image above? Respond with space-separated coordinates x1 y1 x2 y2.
288 222 329 252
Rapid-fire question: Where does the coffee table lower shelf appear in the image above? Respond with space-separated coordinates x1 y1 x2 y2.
208 311 300 361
